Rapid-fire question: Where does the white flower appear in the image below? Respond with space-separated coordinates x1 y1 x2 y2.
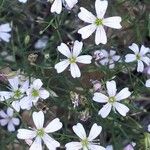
99 50 120 69
17 111 62 150
18 0 27 3
0 107 20 132
106 145 113 150
65 123 106 150
78 0 122 45
51 0 78 14
125 43 150 72
148 124 150 132
0 23 11 42
54 40 92 78
93 80 131 118
0 76 29 112
24 79 50 105
145 79 150 87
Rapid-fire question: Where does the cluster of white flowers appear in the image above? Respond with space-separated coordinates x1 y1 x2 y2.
0 77 49 112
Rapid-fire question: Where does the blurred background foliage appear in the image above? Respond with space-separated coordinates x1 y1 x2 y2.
0 0 150 149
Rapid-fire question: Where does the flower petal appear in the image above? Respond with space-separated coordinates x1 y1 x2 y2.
78 7 96 23
103 17 122 29
95 0 108 19
139 45 149 56
115 88 131 101
0 32 11 42
129 43 139 54
8 76 19 90
70 63 81 78
39 90 49 99
55 59 70 73
89 144 106 150
95 26 107 45
12 101 20 112
0 23 11 32
0 119 9 126
65 0 78 9
78 24 96 39
141 56 150 65
76 55 92 64
42 133 60 150
12 118 20 125
73 40 83 57
20 96 33 110
125 54 136 63
65 142 82 150
88 123 102 141
106 80 117 97
33 79 43 90
17 129 36 139
20 80 29 93
0 110 7 118
32 111 44 129
7 121 15 132
73 123 86 139
113 102 129 116
93 92 108 103
51 0 62 14
145 79 150 87
30 137 42 150
98 103 112 118
58 43 71 58
7 107 13 117
0 91 12 101
44 118 62 133
137 60 144 72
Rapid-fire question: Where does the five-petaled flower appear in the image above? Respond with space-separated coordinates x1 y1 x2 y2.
65 123 106 150
54 40 92 78
17 111 63 150
125 43 150 72
93 80 131 118
78 0 122 45
0 107 20 132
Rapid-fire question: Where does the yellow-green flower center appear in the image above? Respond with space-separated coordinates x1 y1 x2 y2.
81 138 89 148
108 96 116 103
136 54 141 60
69 57 76 63
37 128 45 137
95 18 103 26
32 89 39 97
14 89 22 99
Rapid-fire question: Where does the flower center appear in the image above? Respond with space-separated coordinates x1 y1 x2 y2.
81 138 89 148
136 54 141 60
32 89 39 97
108 96 116 103
95 18 103 26
37 128 45 137
69 57 76 63
13 89 22 99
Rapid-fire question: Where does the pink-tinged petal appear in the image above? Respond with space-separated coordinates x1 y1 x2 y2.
0 119 9 126
39 89 49 99
145 79 150 87
30 137 42 150
89 144 106 150
95 26 107 45
42 133 60 150
8 76 19 90
65 0 78 9
17 129 36 139
98 103 112 118
0 23 11 32
113 102 129 116
125 54 136 63
93 92 108 103
55 59 70 73
32 111 44 129
73 41 83 57
73 123 86 139
65 142 82 150
139 45 149 56
70 63 81 78
51 0 62 14
95 0 108 19
33 79 43 90
78 7 96 23
0 91 12 101
44 118 62 133
76 55 92 64
57 43 71 58
12 118 20 125
137 60 144 72
7 121 15 132
129 43 139 54
78 24 96 39
88 123 102 141
106 80 117 97
103 17 122 29
0 32 11 42
115 88 131 101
